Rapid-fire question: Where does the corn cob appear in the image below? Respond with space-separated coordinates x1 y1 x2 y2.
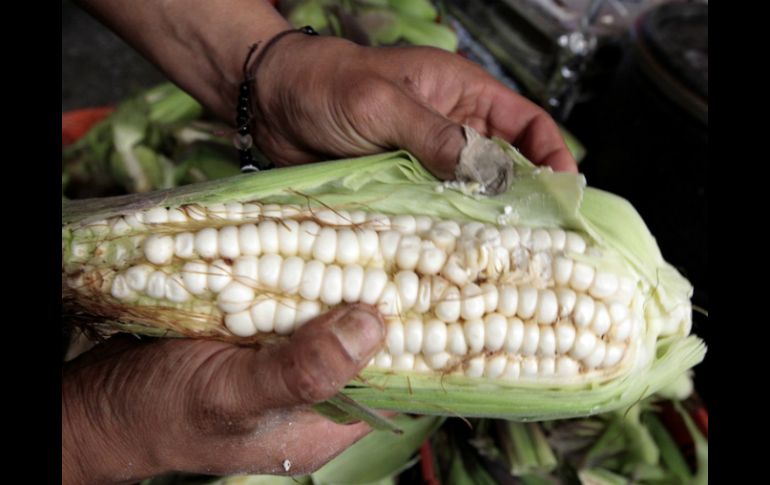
62 148 705 420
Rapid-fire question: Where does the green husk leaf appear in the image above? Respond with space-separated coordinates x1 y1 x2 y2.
578 468 628 485
644 413 691 482
675 402 708 485
387 0 437 20
316 393 404 434
311 414 443 485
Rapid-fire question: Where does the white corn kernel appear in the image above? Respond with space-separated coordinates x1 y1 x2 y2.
225 311 256 337
573 295 595 327
517 286 538 320
549 229 566 251
299 260 326 300
610 318 632 342
485 355 507 378
608 302 629 324
465 355 485 378
582 340 605 369
394 271 418 310
429 228 456 252
565 232 586 254
483 313 508 351
556 357 579 377
503 360 521 380
195 227 219 259
144 234 174 265
257 254 282 290
555 321 576 354
379 230 402 262
165 274 190 302
217 281 255 313
262 204 282 219
110 274 135 300
539 357 556 376
392 215 416 234
441 254 470 286
435 286 461 323
531 229 551 252
536 289 558 324
415 216 433 234
225 202 243 221
218 226 240 259
238 223 261 256
208 260 233 292
497 286 519 317
233 256 258 287
570 262 595 291
571 329 597 360
377 282 401 316
360 268 388 304
556 288 577 317
500 226 520 250
396 235 421 270
539 326 557 357
591 303 611 336
460 283 485 320
274 300 297 335
320 265 343 305
277 220 300 257
182 261 208 295
417 246 446 275
357 228 380 264
404 317 424 354
447 322 468 355
481 283 499 314
125 264 153 291
174 232 196 259
278 256 304 294
242 203 261 219
425 351 451 370
521 356 538 377
386 318 405 356
461 221 485 238
504 318 525 353
335 228 359 265
144 207 169 224
521 322 540 355
423 319 448 354
250 299 277 332
414 277 432 313
602 343 626 368
590 272 619 299
312 227 337 264
349 210 367 225
342 264 365 303
297 221 319 258
463 318 485 353
147 271 167 299
295 300 322 328
553 257 574 286
393 354 415 371
259 220 280 254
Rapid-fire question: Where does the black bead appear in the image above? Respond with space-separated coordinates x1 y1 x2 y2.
239 83 250 95
301 26 319 36
239 96 250 106
238 124 250 135
238 104 249 114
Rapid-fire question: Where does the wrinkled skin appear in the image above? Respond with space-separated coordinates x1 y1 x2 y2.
251 35 577 177
63 306 385 484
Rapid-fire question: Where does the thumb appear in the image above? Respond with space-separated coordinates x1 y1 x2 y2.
375 83 467 181
247 304 385 410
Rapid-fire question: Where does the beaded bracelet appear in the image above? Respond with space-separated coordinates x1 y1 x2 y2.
236 26 319 172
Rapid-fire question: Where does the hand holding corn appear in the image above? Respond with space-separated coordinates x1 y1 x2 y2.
63 305 385 484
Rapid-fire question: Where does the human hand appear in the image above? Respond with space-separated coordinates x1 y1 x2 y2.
62 304 385 484
251 34 578 177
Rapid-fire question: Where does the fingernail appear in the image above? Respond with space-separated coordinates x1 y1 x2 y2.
332 306 385 362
